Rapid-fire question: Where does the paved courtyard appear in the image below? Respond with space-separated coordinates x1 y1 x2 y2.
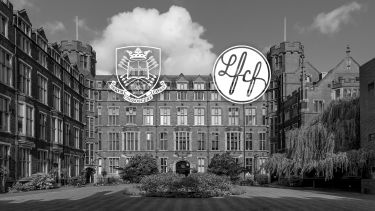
0 184 374 211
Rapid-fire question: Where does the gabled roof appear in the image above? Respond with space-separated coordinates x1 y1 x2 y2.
314 56 360 86
17 9 32 25
36 27 48 41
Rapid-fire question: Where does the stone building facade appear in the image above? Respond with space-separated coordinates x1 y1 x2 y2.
0 1 86 191
266 42 359 152
91 74 269 178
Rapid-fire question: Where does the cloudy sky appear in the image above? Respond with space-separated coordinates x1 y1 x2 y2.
12 0 375 75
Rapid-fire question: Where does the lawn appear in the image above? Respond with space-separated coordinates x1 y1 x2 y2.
0 184 375 211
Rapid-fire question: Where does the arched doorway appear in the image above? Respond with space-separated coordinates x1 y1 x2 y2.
176 160 190 176
85 167 96 183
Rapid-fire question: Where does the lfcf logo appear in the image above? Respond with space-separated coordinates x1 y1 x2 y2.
213 45 271 104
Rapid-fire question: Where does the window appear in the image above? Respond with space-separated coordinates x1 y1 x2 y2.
245 158 253 173
176 82 188 90
197 133 205 151
159 92 170 101
37 74 48 104
226 132 241 151
245 133 253 151
87 117 94 138
39 112 47 140
64 92 71 116
146 132 154 151
109 158 119 174
97 106 102 125
19 148 31 177
109 132 120 151
108 92 120 101
177 91 187 100
259 133 266 150
368 82 375 96
160 158 168 173
193 82 205 90
19 35 31 55
160 107 170 125
53 64 61 79
0 96 9 132
313 100 324 113
198 158 205 173
74 127 80 149
57 118 63 144
175 131 191 151
63 154 71 177
211 132 219 150
124 132 139 151
108 106 119 125
0 47 12 86
126 107 136 124
38 50 47 68
53 84 61 111
177 107 188 125
211 108 222 125
258 158 267 174
98 132 102 151
85 143 94 165
51 117 63 144
211 92 221 101
194 108 205 125
0 13 8 37
74 156 79 177
228 108 239 126
0 144 9 174
18 61 31 95
143 108 154 125
245 108 256 126
194 92 204 100
262 107 267 125
73 99 80 121
21 104 34 137
97 158 102 175
96 81 102 89
64 123 70 146
37 150 48 173
64 71 71 87
160 132 168 151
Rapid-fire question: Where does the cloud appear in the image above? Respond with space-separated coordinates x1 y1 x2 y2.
297 2 363 35
77 18 99 35
92 6 216 75
44 21 66 34
12 0 34 10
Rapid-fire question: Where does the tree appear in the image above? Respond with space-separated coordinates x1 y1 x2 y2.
120 154 158 183
208 152 243 181
265 98 375 181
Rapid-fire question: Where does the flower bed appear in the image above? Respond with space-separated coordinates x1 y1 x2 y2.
9 173 56 193
140 173 232 198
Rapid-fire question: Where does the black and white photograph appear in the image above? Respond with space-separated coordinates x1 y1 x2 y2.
0 0 374 210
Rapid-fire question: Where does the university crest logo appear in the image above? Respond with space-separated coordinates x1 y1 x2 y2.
108 46 167 103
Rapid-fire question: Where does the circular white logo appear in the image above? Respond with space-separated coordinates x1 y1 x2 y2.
213 45 271 104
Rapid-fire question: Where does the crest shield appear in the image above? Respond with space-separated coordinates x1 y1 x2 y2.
116 46 161 98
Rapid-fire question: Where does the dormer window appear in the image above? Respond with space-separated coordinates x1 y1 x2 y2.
18 19 31 37
164 82 171 90
176 82 187 90
37 36 47 51
193 82 205 90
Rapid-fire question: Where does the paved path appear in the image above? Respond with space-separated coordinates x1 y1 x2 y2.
0 185 375 211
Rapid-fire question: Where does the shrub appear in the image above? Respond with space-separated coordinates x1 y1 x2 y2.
230 185 246 195
120 154 158 183
140 173 232 198
69 175 86 187
208 153 243 182
254 174 269 185
9 173 56 193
